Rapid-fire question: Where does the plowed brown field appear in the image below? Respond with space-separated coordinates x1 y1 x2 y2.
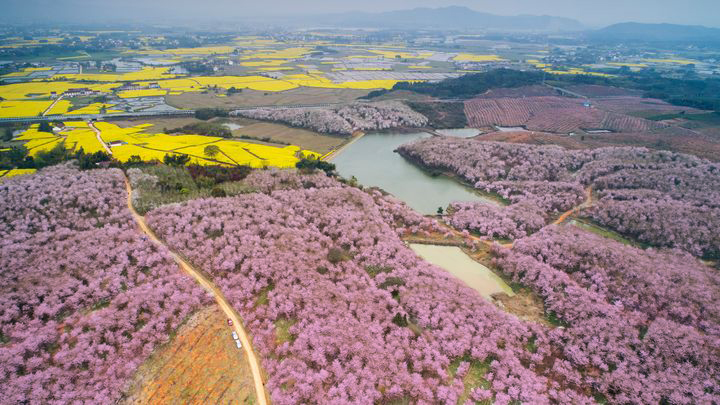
122 306 256 404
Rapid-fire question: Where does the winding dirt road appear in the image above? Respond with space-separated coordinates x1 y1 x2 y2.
123 177 269 405
553 186 594 225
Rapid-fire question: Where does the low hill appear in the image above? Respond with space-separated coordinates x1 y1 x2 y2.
590 22 720 44
307 6 584 32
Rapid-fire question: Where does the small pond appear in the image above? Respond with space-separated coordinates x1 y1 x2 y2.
409 244 514 300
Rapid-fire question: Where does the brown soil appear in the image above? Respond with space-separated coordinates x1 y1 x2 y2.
492 290 549 326
165 87 370 109
234 121 344 154
121 306 256 405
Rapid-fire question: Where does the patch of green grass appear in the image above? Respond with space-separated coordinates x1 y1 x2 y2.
90 298 110 311
448 356 493 404
274 318 297 345
545 311 569 328
254 284 274 307
570 220 641 247
525 335 538 353
130 164 254 214
647 112 720 124
364 265 392 277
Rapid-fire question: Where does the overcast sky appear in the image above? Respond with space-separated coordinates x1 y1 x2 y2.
2 0 718 28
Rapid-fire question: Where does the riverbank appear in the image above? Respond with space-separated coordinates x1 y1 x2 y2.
394 147 508 206
322 130 365 161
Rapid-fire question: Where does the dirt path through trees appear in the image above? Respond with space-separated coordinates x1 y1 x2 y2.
553 186 593 225
123 176 269 405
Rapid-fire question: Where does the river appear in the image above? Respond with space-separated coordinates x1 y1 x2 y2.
409 244 514 300
332 131 496 214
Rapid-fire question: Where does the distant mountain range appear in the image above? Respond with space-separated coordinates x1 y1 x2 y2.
301 6 584 32
590 22 720 44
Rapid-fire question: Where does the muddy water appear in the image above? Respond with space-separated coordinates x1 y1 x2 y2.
409 244 514 300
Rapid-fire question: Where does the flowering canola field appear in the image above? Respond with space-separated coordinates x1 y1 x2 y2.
0 100 71 118
453 53 504 62
0 168 37 180
94 122 319 168
14 122 318 167
0 81 120 100
15 123 106 156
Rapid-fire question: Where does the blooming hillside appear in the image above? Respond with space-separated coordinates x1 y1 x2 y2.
397 137 720 257
0 165 209 403
233 102 429 135
146 171 593 404
494 226 720 404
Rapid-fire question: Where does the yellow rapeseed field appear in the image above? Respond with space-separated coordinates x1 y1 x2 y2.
63 121 90 128
46 100 73 116
66 103 123 115
543 68 614 78
0 81 119 100
16 121 313 168
0 168 37 180
1 66 54 78
93 122 316 168
15 125 104 155
64 128 106 153
453 53 504 62
26 138 63 157
642 58 696 65
0 100 68 118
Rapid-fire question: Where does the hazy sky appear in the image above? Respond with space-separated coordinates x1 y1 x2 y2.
2 0 719 27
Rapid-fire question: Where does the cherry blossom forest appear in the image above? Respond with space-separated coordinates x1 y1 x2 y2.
0 165 209 403
233 101 429 135
1 140 719 403
397 137 720 260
